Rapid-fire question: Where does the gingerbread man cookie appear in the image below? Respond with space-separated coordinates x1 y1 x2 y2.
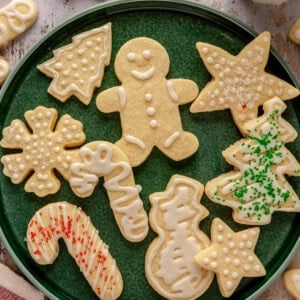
96 37 199 167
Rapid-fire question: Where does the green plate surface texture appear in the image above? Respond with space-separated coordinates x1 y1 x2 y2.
0 1 299 299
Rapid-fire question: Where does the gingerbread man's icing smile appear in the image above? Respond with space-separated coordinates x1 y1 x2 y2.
96 37 199 166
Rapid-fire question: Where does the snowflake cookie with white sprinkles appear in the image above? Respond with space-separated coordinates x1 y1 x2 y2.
0 106 86 197
190 31 300 133
195 218 266 298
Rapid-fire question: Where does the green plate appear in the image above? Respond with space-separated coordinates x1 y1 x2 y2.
0 0 299 299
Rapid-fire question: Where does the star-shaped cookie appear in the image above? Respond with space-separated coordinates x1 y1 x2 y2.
194 218 266 297
190 31 300 133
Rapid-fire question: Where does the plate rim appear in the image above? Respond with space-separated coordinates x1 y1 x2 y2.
0 0 299 299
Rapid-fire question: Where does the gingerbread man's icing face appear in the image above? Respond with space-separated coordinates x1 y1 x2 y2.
114 37 170 83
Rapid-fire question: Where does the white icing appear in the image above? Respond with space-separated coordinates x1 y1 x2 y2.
142 50 151 60
70 143 148 242
125 134 146 149
118 86 126 108
131 66 154 80
127 52 136 62
2 0 37 34
167 80 179 102
163 131 180 148
149 119 158 128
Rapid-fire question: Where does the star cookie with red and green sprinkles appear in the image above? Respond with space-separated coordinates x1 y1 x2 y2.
190 31 300 133
205 97 300 225
195 218 266 298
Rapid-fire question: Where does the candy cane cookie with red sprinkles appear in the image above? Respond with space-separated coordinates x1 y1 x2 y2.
27 201 123 300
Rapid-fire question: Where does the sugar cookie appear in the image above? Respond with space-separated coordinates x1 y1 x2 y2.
283 269 300 299
0 0 38 48
190 31 300 133
69 141 149 242
289 19 300 45
205 97 300 225
27 201 123 300
38 23 112 105
145 175 213 299
0 57 10 85
195 218 266 298
0 106 86 197
96 37 199 167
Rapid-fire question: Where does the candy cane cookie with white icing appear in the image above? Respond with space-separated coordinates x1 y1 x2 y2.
27 201 123 300
145 175 213 299
69 141 149 242
0 0 38 48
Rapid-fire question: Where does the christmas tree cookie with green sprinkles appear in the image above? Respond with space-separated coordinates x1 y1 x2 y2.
205 97 300 225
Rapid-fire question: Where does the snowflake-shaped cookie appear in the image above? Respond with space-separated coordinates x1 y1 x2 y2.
0 106 86 197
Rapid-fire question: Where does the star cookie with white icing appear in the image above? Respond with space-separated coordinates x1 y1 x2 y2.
38 23 112 105
195 218 266 298
190 31 300 132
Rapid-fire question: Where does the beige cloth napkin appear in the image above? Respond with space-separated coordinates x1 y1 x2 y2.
0 263 45 300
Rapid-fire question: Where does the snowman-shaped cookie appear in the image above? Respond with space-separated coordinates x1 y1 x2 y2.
96 37 199 167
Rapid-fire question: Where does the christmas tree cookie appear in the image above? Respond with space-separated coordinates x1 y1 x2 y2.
145 175 213 299
205 97 300 225
195 218 265 298
38 23 112 105
190 31 300 133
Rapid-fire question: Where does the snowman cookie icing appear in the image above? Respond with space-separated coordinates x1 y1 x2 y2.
145 175 213 299
96 37 199 167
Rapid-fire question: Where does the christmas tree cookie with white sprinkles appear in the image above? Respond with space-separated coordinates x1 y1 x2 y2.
190 31 300 133
195 218 265 298
38 23 111 105
205 97 300 225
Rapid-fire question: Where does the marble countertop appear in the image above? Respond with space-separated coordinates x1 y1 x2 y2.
0 0 299 299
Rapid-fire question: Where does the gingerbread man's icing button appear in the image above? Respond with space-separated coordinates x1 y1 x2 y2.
145 93 153 101
96 37 199 166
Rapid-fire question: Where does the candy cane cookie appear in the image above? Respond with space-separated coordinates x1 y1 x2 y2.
27 202 123 300
0 0 38 48
69 141 149 242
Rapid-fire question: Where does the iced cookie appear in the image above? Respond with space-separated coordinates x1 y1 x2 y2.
195 218 266 298
96 37 199 167
289 19 300 45
69 141 149 242
0 0 38 48
38 23 112 105
283 269 300 299
205 97 300 225
0 58 10 85
190 31 300 133
145 175 213 299
27 201 123 300
0 106 86 197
